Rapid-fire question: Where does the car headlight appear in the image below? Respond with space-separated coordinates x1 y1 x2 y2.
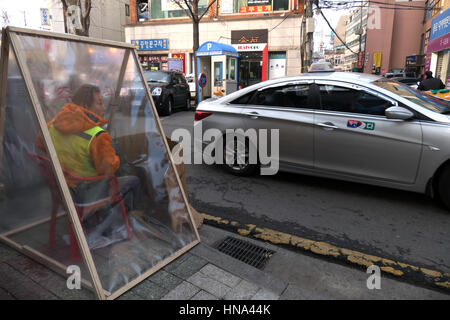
151 87 162 96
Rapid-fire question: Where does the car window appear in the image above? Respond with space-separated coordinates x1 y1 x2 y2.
229 91 256 105
144 71 170 83
319 85 391 116
248 84 311 109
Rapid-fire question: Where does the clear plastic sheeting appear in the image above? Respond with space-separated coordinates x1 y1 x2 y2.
0 28 199 299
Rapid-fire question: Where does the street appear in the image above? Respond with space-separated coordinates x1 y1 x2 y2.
161 110 450 276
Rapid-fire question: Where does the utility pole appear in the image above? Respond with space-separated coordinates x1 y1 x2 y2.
301 0 314 72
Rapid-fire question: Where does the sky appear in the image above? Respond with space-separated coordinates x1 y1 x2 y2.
313 8 350 52
0 0 47 29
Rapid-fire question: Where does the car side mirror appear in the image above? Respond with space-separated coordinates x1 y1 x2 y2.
385 106 414 120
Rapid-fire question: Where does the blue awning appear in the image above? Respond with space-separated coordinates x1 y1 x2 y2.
196 41 239 58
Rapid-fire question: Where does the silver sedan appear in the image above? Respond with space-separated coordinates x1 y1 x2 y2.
194 71 450 210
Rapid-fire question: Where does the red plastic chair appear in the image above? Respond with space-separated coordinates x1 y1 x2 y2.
29 153 133 261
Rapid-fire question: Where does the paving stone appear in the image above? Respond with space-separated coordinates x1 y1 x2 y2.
251 288 280 300
0 287 15 300
199 264 241 288
148 269 183 291
6 254 93 300
162 281 200 300
0 263 58 300
163 253 193 273
0 243 20 262
191 290 219 300
224 280 260 300
187 271 233 299
169 255 208 280
131 279 169 300
117 291 145 300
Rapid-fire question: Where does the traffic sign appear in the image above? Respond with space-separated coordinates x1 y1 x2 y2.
199 73 207 88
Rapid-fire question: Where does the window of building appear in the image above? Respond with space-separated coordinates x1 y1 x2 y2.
125 4 130 17
150 0 209 20
319 85 391 116
221 0 290 14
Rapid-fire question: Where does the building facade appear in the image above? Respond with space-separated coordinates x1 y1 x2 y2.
344 3 368 71
363 0 426 76
125 0 305 88
422 0 450 86
43 0 131 41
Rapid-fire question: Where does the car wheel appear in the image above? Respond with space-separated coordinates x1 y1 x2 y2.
437 165 450 210
162 96 173 116
223 136 259 176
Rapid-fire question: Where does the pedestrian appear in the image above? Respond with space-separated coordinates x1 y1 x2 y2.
417 71 445 91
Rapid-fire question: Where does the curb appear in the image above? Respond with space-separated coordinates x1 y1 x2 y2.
200 213 450 293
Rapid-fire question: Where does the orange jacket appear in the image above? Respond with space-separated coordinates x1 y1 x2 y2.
37 103 120 186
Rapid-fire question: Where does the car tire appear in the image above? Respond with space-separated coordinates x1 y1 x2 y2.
162 96 173 116
223 136 259 176
437 165 450 210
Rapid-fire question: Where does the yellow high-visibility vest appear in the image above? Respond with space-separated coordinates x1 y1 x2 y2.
49 124 105 177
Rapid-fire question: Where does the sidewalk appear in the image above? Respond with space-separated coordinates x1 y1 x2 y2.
0 223 448 300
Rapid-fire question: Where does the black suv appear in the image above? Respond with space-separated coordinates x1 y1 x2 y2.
144 70 191 116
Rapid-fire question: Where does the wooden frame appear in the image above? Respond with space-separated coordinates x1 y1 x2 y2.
0 26 200 300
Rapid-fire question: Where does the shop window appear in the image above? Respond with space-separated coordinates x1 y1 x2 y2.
137 0 149 21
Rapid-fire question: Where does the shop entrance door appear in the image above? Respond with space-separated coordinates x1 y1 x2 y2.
238 52 262 88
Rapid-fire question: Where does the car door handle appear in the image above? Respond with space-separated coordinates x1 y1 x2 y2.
245 111 260 119
317 122 338 130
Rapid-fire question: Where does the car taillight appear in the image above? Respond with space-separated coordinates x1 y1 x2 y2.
195 111 212 122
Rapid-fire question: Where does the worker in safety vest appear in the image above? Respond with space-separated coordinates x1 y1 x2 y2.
38 84 139 248
47 84 120 186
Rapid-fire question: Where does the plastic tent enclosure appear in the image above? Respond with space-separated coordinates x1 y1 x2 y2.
0 27 200 300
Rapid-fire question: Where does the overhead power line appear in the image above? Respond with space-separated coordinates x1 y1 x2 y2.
315 2 358 54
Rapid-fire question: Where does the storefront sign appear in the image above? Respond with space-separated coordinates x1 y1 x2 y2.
427 33 450 52
357 52 364 68
172 53 186 73
269 52 286 79
40 8 50 26
231 29 268 44
232 43 267 52
406 55 417 66
131 39 169 51
248 0 271 6
239 5 272 13
430 9 449 41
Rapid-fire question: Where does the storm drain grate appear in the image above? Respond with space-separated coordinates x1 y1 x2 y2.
216 236 275 269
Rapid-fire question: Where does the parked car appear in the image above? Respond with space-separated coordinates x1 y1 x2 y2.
195 71 450 210
185 73 196 100
144 70 191 115
383 70 417 79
